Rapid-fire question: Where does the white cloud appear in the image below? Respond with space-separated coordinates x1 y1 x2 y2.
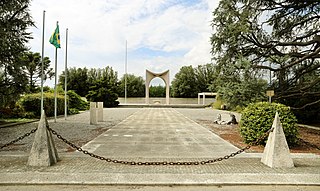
27 0 219 86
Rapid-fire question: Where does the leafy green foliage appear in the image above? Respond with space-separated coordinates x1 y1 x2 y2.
67 90 88 111
149 85 165 97
19 52 53 93
60 67 120 107
240 102 298 146
194 64 217 92
0 101 33 119
68 108 79 115
86 67 119 107
171 64 218 98
86 87 119 107
20 93 65 117
0 0 34 108
171 66 199 98
211 0 320 122
59 67 89 97
118 74 145 97
216 58 268 109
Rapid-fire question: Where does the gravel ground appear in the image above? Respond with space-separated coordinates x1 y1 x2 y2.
175 108 240 123
0 108 242 154
0 108 139 153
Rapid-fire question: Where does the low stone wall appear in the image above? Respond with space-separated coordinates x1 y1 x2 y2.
117 97 215 105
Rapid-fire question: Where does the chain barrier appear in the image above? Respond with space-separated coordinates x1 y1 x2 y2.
48 125 274 166
0 128 37 149
2 123 318 164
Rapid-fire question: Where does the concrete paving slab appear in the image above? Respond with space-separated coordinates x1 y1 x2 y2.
0 155 319 185
0 108 319 186
78 108 239 159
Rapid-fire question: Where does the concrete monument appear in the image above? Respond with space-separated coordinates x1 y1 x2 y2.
145 70 170 105
261 112 294 168
27 110 59 166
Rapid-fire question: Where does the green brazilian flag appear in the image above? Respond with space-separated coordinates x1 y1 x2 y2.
49 24 61 48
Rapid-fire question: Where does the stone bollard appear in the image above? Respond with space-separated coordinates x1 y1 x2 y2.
97 102 104 122
90 102 98 125
27 110 59 166
261 112 294 168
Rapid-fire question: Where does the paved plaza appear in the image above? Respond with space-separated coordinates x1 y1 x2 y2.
79 108 239 159
0 108 319 187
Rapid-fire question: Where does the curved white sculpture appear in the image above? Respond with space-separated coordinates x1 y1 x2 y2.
145 70 170 104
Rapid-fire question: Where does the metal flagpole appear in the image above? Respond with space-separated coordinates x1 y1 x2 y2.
54 46 58 122
40 10 45 114
125 40 127 104
64 28 68 120
54 21 58 123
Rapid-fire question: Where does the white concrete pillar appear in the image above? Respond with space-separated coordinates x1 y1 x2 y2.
203 94 205 105
165 78 170 105
90 102 97 125
97 102 103 122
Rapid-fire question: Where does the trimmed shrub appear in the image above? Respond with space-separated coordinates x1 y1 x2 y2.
20 93 65 117
67 90 88 111
68 108 79 115
86 87 119 107
240 102 298 146
0 103 28 119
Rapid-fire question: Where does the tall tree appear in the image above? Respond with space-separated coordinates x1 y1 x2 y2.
213 57 268 109
149 85 165 97
20 52 53 93
194 64 217 92
171 66 198 98
211 0 320 121
0 0 34 107
86 66 119 107
59 67 89 97
118 74 145 97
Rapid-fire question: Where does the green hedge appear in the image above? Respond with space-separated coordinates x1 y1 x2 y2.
20 93 65 117
240 102 298 146
67 90 88 111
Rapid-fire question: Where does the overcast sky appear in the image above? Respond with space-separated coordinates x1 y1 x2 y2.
28 0 218 86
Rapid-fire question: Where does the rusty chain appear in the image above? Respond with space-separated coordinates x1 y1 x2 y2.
48 125 274 166
0 128 37 149
2 122 318 164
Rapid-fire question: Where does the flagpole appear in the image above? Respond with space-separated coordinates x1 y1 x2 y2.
125 40 127 104
54 21 58 123
40 10 45 115
54 46 57 122
64 28 68 120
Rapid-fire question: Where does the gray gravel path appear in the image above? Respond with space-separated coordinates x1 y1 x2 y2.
0 108 139 153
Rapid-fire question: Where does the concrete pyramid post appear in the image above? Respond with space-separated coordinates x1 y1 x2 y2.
27 110 59 166
261 112 294 168
97 102 103 122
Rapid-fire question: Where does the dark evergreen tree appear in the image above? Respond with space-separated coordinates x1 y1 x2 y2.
0 0 34 107
118 74 145 97
211 0 320 121
20 52 53 93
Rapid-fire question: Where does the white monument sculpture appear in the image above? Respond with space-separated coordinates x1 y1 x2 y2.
145 70 170 105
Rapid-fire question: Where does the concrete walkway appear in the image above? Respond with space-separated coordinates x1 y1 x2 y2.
79 108 239 159
0 108 319 186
